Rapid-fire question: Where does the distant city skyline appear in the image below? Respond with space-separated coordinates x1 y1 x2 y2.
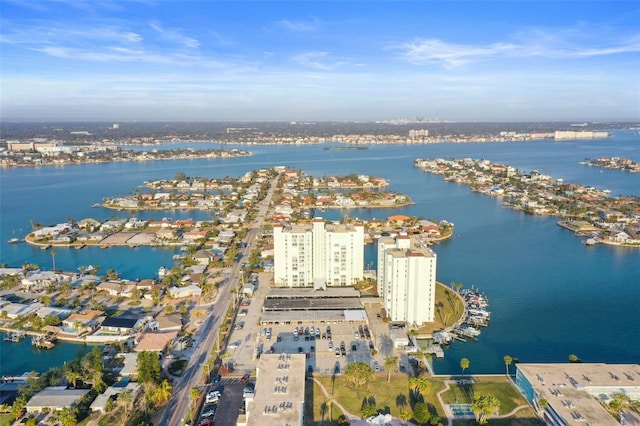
1 1 639 122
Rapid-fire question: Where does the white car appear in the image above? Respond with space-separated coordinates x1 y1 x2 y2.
205 390 221 404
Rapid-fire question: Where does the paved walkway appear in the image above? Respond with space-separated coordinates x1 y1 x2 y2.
310 377 361 422
436 379 529 425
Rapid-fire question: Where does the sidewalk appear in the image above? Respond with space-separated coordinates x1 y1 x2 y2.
310 377 361 422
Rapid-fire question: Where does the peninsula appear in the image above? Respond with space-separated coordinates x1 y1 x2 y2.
415 158 640 247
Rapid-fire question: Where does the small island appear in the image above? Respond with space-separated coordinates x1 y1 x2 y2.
415 158 640 247
582 157 640 174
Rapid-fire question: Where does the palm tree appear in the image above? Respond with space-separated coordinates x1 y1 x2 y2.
66 370 80 388
503 355 513 377
471 393 500 424
189 387 200 420
460 358 470 377
50 248 56 271
221 352 232 370
384 355 399 382
116 390 133 423
408 375 432 400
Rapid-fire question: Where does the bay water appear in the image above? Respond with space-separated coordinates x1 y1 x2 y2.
1 130 638 375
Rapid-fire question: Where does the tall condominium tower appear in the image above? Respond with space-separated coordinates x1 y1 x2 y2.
274 218 365 289
377 235 437 325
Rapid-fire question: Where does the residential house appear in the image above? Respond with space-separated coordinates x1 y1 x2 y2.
152 313 183 331
63 309 104 333
134 330 179 353
100 317 142 335
169 285 202 298
25 387 90 414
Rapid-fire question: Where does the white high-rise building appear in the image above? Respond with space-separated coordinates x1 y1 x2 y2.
274 218 364 289
377 235 437 325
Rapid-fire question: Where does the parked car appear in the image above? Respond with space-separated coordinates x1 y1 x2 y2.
213 374 221 384
241 299 251 306
201 406 217 418
205 390 221 404
241 373 251 383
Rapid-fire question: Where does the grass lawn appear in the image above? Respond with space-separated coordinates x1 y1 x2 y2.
0 414 15 426
306 373 540 426
312 372 446 423
440 376 527 415
415 283 465 334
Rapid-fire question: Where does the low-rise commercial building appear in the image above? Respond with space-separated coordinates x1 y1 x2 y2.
515 363 640 426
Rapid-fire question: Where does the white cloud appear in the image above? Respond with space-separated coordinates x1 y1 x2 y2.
275 18 319 32
391 29 640 68
149 22 200 48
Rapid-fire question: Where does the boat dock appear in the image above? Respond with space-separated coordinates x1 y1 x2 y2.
3 331 26 342
32 332 57 349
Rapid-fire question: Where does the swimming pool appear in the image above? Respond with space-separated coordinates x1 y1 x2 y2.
449 403 474 417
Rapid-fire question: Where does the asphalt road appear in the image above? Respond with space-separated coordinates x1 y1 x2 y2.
159 176 278 426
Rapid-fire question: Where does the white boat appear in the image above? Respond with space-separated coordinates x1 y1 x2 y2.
8 238 20 244
158 267 167 278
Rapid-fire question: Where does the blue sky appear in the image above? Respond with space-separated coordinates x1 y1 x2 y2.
1 1 639 121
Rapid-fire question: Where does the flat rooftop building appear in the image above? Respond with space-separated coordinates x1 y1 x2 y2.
246 353 306 426
260 286 368 324
515 363 640 426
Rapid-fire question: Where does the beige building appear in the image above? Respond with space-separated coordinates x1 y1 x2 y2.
245 353 306 426
516 363 640 426
377 235 437 325
274 218 364 289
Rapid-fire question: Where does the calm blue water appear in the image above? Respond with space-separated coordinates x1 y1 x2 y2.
1 130 639 375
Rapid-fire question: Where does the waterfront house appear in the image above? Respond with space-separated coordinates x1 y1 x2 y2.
36 306 72 320
191 249 219 266
224 209 248 224
100 317 142 335
1 302 41 319
25 387 90 414
63 309 104 333
21 271 66 291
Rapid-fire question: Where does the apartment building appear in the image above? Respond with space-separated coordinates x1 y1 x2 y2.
273 218 364 289
377 235 437 325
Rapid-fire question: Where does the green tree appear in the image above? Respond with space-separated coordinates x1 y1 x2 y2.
384 355 399 382
44 314 61 326
26 419 37 426
59 406 77 426
471 393 500 424
189 387 200 420
460 358 470 377
412 402 431 425
40 295 52 306
343 361 374 390
568 354 581 363
503 355 513 377
408 375 432 399
360 402 378 418
11 395 27 418
609 393 631 414
137 351 161 384
115 390 134 424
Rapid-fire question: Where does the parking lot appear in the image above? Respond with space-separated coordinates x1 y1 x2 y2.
197 377 251 426
224 273 406 376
